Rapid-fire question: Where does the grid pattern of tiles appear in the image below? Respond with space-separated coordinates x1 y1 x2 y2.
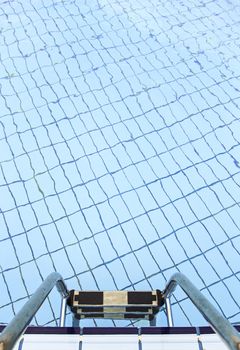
0 0 240 327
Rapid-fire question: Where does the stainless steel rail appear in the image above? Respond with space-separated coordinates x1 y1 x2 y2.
0 272 69 350
163 272 240 350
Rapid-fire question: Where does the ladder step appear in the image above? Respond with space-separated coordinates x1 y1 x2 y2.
67 290 164 320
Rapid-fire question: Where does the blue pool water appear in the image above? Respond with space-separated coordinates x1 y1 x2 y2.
0 0 240 327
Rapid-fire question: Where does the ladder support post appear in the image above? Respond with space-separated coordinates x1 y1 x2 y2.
150 316 156 326
165 296 174 327
72 316 80 327
59 296 68 327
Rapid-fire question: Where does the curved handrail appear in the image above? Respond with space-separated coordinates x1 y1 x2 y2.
0 272 69 350
163 272 240 350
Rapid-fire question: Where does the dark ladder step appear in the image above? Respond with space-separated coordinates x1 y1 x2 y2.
67 290 164 326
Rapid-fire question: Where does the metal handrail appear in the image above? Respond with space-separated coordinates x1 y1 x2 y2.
0 272 69 350
163 272 240 350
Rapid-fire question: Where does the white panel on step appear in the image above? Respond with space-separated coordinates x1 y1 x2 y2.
13 334 80 350
141 333 199 350
199 333 229 350
10 328 230 350
82 334 139 350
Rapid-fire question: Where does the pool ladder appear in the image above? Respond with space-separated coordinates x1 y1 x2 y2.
0 272 239 350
